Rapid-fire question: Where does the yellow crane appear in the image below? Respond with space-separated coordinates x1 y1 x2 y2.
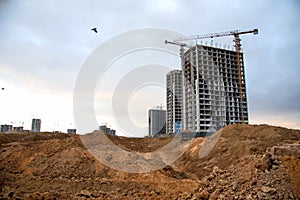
165 28 258 123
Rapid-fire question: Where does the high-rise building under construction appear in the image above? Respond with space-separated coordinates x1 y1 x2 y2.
182 44 248 133
166 70 183 134
165 29 257 133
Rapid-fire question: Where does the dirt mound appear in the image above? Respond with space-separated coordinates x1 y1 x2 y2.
175 124 300 198
175 124 299 173
1 124 299 199
0 132 69 144
107 135 173 153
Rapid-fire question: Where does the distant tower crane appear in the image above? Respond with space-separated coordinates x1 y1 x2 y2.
165 28 258 123
164 40 187 58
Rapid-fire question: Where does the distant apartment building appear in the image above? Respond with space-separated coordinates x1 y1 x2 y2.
31 118 41 132
67 129 76 134
148 108 166 136
182 45 248 133
99 125 116 136
166 70 183 134
0 124 12 133
13 126 24 132
108 129 116 136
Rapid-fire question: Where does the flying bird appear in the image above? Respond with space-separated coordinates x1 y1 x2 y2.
91 27 98 33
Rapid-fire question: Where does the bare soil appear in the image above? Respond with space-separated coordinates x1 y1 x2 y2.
0 124 299 199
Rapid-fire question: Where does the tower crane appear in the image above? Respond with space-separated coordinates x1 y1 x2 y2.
174 28 258 53
164 40 187 59
165 29 258 124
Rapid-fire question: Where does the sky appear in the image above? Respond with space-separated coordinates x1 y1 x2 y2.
0 0 300 136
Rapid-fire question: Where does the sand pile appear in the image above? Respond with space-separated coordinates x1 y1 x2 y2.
0 124 299 199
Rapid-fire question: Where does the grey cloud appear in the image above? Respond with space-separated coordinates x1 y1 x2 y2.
1 0 300 130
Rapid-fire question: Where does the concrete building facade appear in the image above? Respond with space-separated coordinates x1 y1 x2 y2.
99 125 116 136
182 45 248 133
148 108 166 136
31 118 41 132
166 70 183 134
13 126 24 132
0 124 12 133
67 129 76 134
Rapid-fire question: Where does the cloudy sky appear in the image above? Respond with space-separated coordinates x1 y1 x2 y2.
0 0 299 135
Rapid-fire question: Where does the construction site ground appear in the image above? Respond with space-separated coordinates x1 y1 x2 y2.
0 124 300 199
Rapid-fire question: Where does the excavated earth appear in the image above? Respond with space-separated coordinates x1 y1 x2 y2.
0 124 300 199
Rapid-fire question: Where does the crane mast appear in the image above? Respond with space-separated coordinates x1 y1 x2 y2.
166 29 258 124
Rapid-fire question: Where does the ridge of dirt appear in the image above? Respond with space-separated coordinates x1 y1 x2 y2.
175 124 300 175
106 135 173 153
1 124 299 199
